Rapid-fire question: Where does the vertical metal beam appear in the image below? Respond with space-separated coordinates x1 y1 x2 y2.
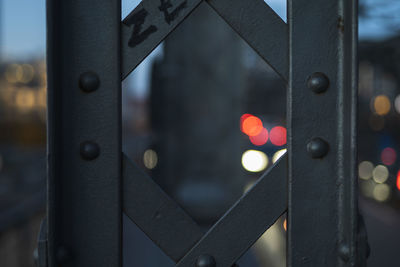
287 0 358 266
47 0 121 266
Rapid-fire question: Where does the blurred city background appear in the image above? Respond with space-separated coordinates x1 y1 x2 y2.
0 0 399 266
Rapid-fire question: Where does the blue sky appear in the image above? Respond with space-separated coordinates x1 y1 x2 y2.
1 0 398 60
1 0 46 59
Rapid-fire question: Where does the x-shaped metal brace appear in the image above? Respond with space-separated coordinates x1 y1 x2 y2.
121 0 288 81
123 153 287 266
44 0 362 266
121 1 288 266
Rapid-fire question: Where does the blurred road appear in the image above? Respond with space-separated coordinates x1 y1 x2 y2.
361 198 400 267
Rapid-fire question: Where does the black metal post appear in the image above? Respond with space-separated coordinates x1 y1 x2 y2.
46 0 122 266
287 0 359 266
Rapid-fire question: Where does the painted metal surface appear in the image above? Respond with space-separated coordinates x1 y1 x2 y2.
207 0 288 81
123 154 203 262
121 0 203 79
287 0 360 266
46 0 122 266
175 155 287 267
45 0 362 266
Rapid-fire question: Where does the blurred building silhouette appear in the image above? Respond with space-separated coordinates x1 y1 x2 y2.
150 3 245 225
0 60 46 267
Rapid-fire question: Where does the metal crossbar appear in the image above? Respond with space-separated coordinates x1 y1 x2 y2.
44 0 364 266
207 0 288 80
123 153 287 264
123 154 203 261
175 154 287 266
121 0 203 79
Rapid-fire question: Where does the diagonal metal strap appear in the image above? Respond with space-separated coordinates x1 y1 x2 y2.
121 0 288 81
124 152 287 265
207 0 288 81
176 154 288 267
121 0 202 79
122 154 203 262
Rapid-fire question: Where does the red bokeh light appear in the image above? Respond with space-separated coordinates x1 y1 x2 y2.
241 114 263 137
397 170 400 191
381 147 397 166
249 128 269 146
270 126 287 146
240 114 252 128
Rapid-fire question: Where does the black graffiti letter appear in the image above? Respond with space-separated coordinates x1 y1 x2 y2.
125 9 158 48
159 0 188 24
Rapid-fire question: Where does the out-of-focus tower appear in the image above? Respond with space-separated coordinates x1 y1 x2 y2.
151 3 246 225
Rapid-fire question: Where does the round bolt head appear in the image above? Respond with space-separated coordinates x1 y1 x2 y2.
196 254 216 267
307 72 329 93
307 138 329 158
80 141 100 160
79 71 100 92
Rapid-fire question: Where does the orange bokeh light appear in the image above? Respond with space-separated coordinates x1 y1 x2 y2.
270 126 287 146
241 114 263 137
240 114 252 127
249 128 269 146
397 170 400 191
381 147 397 166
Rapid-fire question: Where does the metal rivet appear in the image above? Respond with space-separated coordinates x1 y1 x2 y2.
80 141 100 160
338 244 350 262
79 71 100 92
307 138 329 158
307 72 329 93
195 254 216 267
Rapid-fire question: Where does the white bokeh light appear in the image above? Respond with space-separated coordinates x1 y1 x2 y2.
241 150 269 173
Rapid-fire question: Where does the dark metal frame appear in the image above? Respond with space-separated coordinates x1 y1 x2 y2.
43 0 364 266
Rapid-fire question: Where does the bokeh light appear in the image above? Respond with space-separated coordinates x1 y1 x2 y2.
358 161 374 180
283 218 287 232
397 170 400 191
373 95 391 115
4 64 35 84
372 183 391 202
240 113 252 125
143 149 158 169
372 165 389 184
20 64 35 83
270 126 287 146
5 64 21 83
249 128 269 146
241 114 263 137
241 150 269 172
394 95 400 114
380 147 397 166
272 149 287 164
15 90 35 111
360 180 375 198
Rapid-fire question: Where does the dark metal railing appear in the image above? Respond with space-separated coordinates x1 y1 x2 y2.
41 0 366 266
